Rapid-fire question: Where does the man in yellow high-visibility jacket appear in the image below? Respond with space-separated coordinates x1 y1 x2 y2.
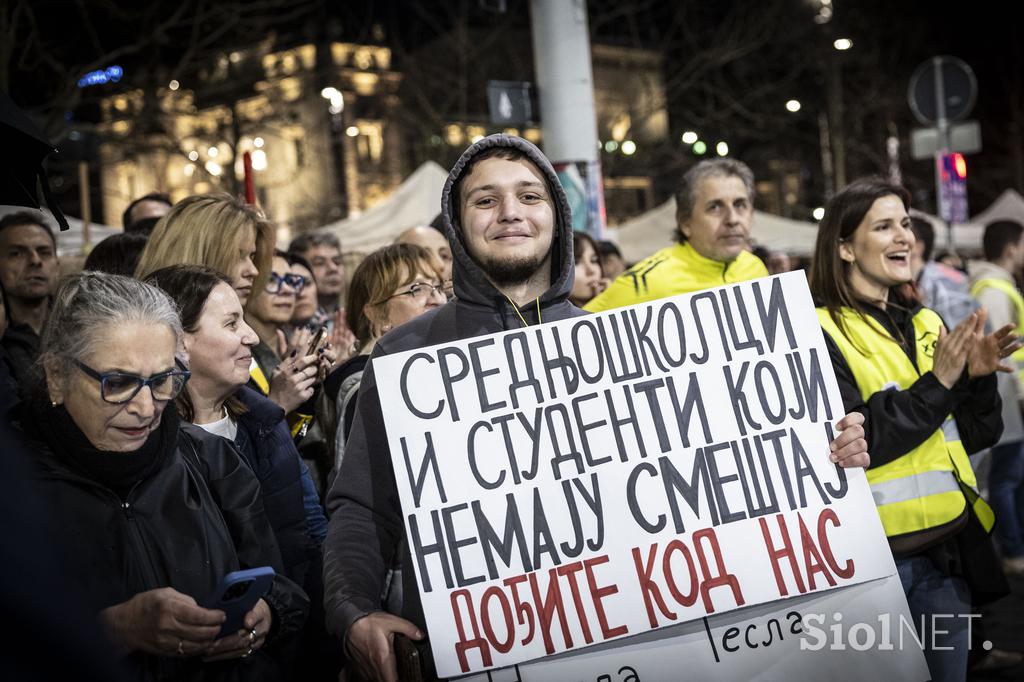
584 158 767 313
969 219 1024 575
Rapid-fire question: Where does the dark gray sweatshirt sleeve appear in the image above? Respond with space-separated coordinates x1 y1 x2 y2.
322 352 405 642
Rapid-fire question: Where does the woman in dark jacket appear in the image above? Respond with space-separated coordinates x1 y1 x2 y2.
13 272 307 681
147 264 336 679
810 178 1017 682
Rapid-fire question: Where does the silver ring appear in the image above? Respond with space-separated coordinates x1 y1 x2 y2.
249 628 257 642
177 640 185 656
242 646 254 658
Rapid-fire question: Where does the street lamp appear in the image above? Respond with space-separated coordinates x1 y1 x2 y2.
785 99 802 112
621 140 637 155
716 141 729 157
692 140 707 155
681 131 698 144
812 207 825 221
833 38 853 51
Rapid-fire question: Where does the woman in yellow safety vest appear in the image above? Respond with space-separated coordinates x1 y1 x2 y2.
809 178 1018 682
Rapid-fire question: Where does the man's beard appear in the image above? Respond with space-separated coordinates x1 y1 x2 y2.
479 249 551 287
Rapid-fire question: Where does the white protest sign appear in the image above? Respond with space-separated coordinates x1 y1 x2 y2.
374 272 903 678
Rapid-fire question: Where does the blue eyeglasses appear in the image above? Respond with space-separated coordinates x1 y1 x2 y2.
74 359 190 404
265 272 306 294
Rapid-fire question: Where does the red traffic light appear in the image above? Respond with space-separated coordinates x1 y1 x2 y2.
952 153 967 179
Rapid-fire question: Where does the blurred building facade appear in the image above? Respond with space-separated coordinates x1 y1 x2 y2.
96 37 668 234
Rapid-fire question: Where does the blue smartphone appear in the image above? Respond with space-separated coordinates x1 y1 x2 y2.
207 566 275 638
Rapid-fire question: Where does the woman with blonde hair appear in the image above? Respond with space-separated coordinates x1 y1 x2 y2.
136 194 316 417
135 193 274 307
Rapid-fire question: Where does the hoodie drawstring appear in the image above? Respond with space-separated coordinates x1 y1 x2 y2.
504 295 542 327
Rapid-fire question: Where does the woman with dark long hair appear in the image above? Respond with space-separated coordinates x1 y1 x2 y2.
810 178 1017 682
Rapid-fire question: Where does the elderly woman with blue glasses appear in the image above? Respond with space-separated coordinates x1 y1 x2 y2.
10 272 307 681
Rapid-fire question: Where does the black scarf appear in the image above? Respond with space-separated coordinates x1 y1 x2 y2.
25 395 180 497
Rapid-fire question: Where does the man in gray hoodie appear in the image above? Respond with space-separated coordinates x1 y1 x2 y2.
323 135 587 681
323 135 870 681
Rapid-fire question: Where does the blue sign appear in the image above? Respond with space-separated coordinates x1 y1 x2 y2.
77 65 123 88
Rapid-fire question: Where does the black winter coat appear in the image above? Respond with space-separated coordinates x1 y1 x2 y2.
21 418 309 681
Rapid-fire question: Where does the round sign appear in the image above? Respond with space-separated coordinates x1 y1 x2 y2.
908 56 977 125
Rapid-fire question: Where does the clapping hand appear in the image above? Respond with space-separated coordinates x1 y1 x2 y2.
968 309 1021 378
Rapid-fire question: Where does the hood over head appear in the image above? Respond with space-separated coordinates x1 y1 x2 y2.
440 134 575 307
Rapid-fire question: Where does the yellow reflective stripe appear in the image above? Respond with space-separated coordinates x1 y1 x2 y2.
870 469 960 506
876 491 967 538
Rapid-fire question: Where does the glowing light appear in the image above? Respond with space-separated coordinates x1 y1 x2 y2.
77 65 123 88
187 150 199 161
204 160 222 176
604 140 619 153
952 153 967 179
833 38 853 51
183 163 195 177
813 207 825 221
693 140 707 155
251 149 268 171
621 140 637 155
345 126 360 137
207 146 219 157
681 131 698 144
716 141 729 156
253 136 264 148
786 99 802 112
168 79 180 91
321 86 344 114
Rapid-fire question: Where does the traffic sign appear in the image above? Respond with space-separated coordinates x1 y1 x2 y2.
910 120 981 160
487 81 533 126
908 56 977 125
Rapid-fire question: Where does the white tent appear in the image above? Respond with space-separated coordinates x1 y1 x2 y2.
972 188 1024 227
319 161 449 253
909 209 985 254
605 196 1002 264
605 198 821 262
0 205 119 257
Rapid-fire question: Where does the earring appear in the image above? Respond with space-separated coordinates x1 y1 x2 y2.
51 400 58 407
382 324 393 333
